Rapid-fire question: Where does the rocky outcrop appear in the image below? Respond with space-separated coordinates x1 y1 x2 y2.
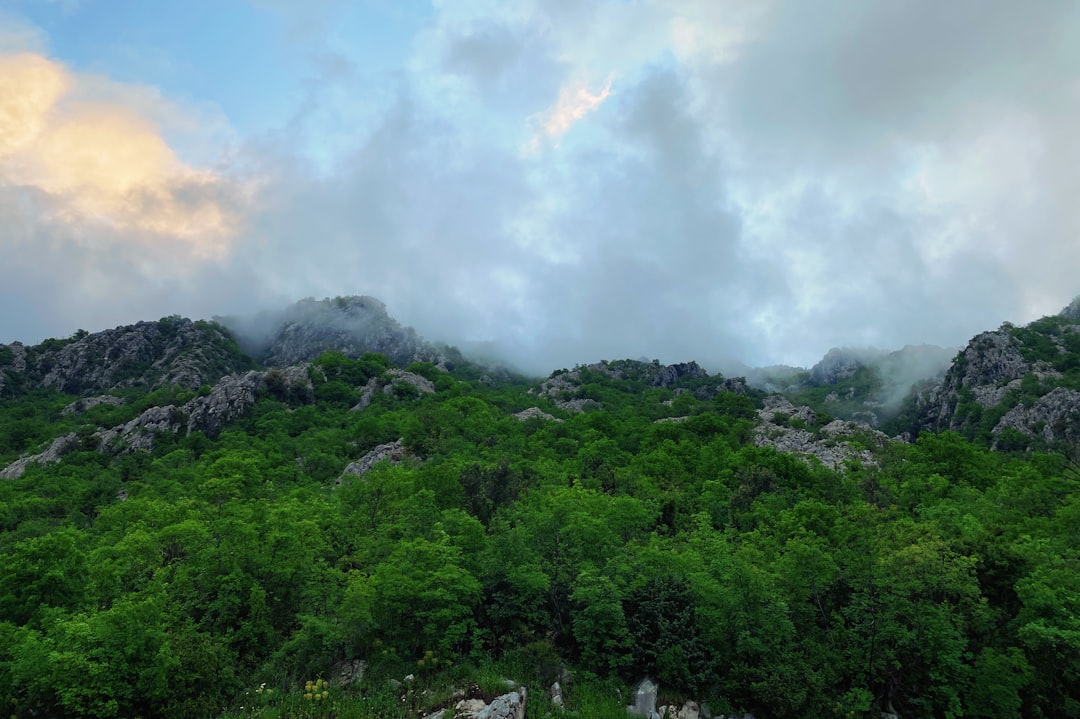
1061 296 1080 321
186 371 265 438
385 368 436 395
993 387 1080 444
627 677 659 718
231 296 443 367
0 433 80 479
340 439 409 480
514 407 561 422
455 688 527 719
754 396 891 469
2 317 254 397
809 347 885 385
533 360 715 412
351 377 380 411
61 395 125 415
2 366 315 474
651 362 708 388
96 405 186 452
915 322 1073 441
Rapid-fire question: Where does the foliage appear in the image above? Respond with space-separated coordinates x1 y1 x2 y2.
0 350 1077 718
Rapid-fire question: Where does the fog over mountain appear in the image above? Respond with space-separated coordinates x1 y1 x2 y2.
1 2 1079 374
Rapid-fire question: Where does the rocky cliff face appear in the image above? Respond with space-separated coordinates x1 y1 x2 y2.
914 303 1080 446
0 317 254 397
224 296 443 368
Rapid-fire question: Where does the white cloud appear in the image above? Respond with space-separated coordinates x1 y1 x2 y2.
0 52 246 259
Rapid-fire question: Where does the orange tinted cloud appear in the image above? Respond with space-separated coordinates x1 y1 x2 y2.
524 74 614 155
0 52 240 258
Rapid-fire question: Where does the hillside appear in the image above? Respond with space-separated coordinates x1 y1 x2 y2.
0 300 1078 719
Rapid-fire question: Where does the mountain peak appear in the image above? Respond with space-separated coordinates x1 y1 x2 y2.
221 295 443 368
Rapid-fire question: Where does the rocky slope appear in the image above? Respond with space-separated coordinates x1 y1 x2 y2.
745 344 955 427
222 296 444 368
913 300 1080 447
0 316 254 397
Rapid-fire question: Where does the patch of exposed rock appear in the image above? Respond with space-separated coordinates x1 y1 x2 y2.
385 368 435 394
61 395 125 415
754 397 892 470
809 347 886 385
651 362 708 388
514 407 561 422
235 296 443 367
340 439 409 481
350 368 443 411
185 371 266 439
918 326 1063 436
1061 296 1080 321
993 387 1080 444
531 363 613 411
7 317 253 396
452 688 527 719
0 433 80 479
352 377 380 411
2 367 315 476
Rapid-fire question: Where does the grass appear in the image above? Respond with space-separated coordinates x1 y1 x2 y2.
215 658 634 719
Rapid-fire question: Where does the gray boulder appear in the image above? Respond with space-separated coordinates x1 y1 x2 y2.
1 433 80 479
455 687 527 719
627 677 659 718
340 439 409 480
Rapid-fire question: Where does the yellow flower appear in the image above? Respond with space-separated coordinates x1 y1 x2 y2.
304 693 313 701
321 691 329 699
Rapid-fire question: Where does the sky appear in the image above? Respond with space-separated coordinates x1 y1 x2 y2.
1 0 1079 373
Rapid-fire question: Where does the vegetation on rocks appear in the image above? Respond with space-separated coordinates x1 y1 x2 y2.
0 306 1078 718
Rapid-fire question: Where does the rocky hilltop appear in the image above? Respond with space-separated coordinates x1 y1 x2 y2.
221 296 444 368
745 343 955 427
0 316 253 397
913 299 1080 447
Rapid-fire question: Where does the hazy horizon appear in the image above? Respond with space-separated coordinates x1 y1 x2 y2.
2 1 1078 373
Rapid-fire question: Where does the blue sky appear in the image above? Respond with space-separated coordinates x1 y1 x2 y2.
1 1 1079 372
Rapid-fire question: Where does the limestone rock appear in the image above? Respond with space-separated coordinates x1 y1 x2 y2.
38 317 249 395
455 687 527 719
341 439 408 480
550 681 565 709
753 397 891 470
658 700 701 719
61 395 125 415
386 368 436 394
1 433 80 479
651 361 708 388
185 371 263 438
1061 296 1080 320
809 347 886 385
514 407 561 422
627 678 659 718
242 296 443 367
351 377 380 411
993 387 1080 444
330 659 367 687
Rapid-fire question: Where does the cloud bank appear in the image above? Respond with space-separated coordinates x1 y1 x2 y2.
2 1 1080 375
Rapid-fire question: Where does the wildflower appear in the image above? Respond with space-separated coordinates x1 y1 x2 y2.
304 693 313 701
321 691 329 699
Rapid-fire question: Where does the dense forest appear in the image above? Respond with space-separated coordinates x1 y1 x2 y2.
0 333 1078 718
